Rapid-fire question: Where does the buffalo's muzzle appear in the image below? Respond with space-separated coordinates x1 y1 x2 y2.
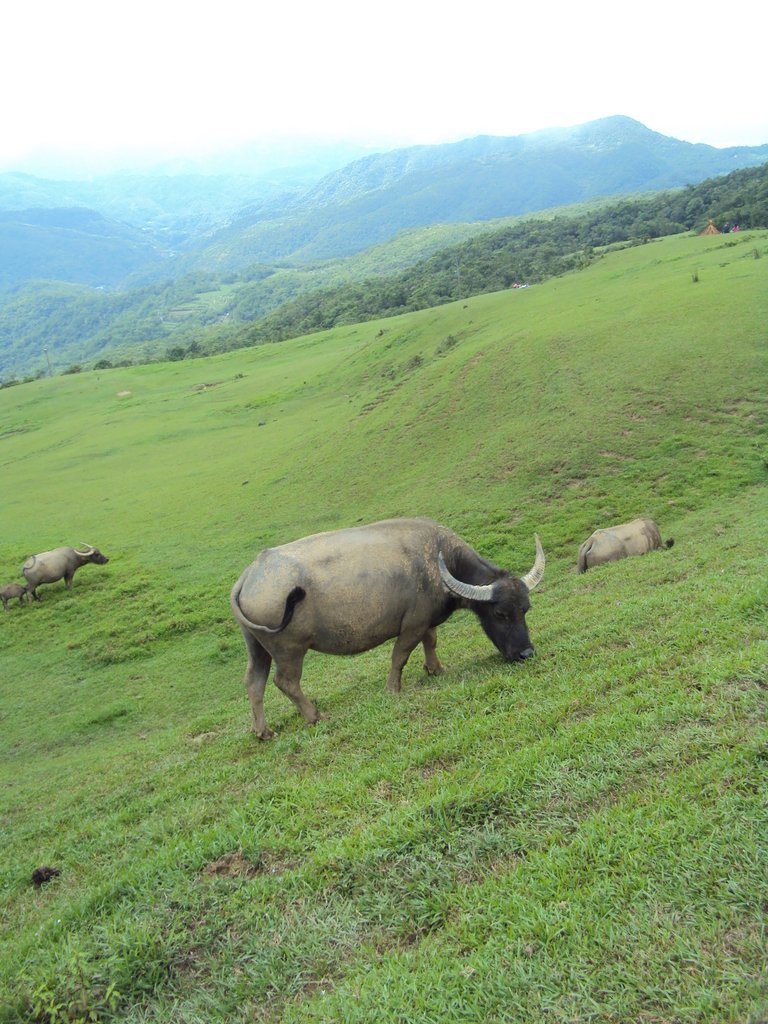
510 646 535 662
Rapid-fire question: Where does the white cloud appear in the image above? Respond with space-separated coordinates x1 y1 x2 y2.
2 0 766 168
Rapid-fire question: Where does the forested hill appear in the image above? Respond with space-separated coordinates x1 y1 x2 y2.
238 161 768 345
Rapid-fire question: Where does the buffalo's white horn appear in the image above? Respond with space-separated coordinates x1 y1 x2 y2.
521 534 545 591
438 552 495 603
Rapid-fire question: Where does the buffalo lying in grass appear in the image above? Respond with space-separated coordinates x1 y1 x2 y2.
577 518 673 574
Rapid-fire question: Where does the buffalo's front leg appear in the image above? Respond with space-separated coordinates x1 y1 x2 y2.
386 630 427 692
241 627 274 739
422 627 444 676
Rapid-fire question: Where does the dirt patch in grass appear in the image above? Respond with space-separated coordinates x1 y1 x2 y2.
202 851 261 879
202 850 297 879
0 426 34 439
599 450 635 461
187 729 220 745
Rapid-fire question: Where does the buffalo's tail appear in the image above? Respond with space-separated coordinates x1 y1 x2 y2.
576 542 590 574
231 582 306 634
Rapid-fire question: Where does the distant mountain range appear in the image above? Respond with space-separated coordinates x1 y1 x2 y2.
294 116 767 211
0 116 766 378
0 207 163 290
229 116 767 263
1 116 766 292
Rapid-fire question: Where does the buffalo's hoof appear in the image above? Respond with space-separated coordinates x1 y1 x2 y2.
254 727 275 741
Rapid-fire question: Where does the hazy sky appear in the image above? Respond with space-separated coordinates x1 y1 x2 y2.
3 0 766 173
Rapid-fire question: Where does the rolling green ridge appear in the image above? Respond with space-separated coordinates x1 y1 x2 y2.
0 231 766 1022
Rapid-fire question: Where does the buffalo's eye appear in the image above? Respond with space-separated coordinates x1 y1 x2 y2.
493 608 510 621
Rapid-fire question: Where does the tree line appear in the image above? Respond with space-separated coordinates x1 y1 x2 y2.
239 163 768 345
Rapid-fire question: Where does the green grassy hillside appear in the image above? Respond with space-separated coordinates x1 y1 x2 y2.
1 231 766 1023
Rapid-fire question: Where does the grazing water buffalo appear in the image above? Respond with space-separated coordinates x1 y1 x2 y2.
1 583 29 611
577 518 673 574
22 544 109 599
230 517 545 739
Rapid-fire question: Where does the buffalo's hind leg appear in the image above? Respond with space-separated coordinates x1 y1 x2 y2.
273 653 325 728
240 627 274 740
